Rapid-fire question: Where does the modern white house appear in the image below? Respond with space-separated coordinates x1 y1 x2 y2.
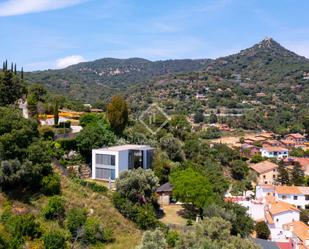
260 146 289 159
92 145 154 181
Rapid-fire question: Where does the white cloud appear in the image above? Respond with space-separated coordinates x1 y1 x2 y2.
56 55 86 68
0 0 87 17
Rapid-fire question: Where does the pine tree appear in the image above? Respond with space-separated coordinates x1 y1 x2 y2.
291 163 305 186
276 162 290 185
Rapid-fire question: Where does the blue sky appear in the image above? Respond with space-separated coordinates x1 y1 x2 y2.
1 0 309 71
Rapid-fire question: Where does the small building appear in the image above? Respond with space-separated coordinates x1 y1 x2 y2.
92 145 154 181
240 144 261 157
265 201 300 241
261 146 289 159
156 182 173 205
250 161 278 185
283 221 309 249
262 140 282 147
284 134 306 144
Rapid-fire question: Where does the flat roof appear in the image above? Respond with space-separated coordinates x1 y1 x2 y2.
94 144 153 152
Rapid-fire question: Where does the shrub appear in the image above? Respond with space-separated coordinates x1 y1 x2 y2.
39 126 55 140
0 234 8 249
57 138 77 151
166 230 180 247
41 174 61 196
255 221 270 239
139 229 167 249
43 230 66 249
66 208 87 236
83 217 113 244
5 214 41 239
43 196 65 220
112 193 159 230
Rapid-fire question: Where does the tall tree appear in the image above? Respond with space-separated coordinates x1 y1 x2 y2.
277 163 290 185
0 68 25 106
107 95 128 136
291 163 305 186
170 168 214 217
54 102 59 126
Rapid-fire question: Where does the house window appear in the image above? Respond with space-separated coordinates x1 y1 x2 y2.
294 196 298 200
276 218 279 222
274 152 278 156
305 195 309 201
95 168 115 180
273 175 276 179
96 154 115 166
263 175 266 179
282 195 287 200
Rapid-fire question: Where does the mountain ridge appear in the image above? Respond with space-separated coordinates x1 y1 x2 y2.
25 38 309 103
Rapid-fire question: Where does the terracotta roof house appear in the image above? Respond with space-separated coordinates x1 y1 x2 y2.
284 134 306 146
263 140 282 147
283 221 309 249
265 201 300 241
274 186 309 209
250 161 278 185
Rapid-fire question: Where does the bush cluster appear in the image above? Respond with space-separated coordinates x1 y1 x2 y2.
112 192 159 230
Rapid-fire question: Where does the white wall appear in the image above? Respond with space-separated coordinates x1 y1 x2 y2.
269 211 300 241
276 193 309 209
118 150 129 178
256 186 274 199
261 149 288 159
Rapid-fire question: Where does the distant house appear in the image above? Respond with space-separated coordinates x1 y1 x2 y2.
92 145 154 181
262 140 282 147
240 144 260 157
284 134 306 146
250 161 278 185
156 182 173 205
261 146 289 159
253 238 280 249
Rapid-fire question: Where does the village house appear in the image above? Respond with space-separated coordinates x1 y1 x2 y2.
284 134 306 144
260 146 289 159
274 186 309 210
265 201 300 241
250 161 278 185
262 140 282 147
92 145 154 181
240 144 261 157
283 221 309 249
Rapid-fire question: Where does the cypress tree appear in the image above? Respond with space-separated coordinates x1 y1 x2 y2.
21 67 24 80
11 62 13 72
14 64 17 75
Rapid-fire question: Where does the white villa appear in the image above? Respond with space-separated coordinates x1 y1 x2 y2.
260 146 289 159
92 145 154 181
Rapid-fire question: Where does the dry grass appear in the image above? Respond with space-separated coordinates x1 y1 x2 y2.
159 205 187 226
0 174 142 249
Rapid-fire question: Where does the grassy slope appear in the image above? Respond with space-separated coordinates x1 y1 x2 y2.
0 173 142 249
